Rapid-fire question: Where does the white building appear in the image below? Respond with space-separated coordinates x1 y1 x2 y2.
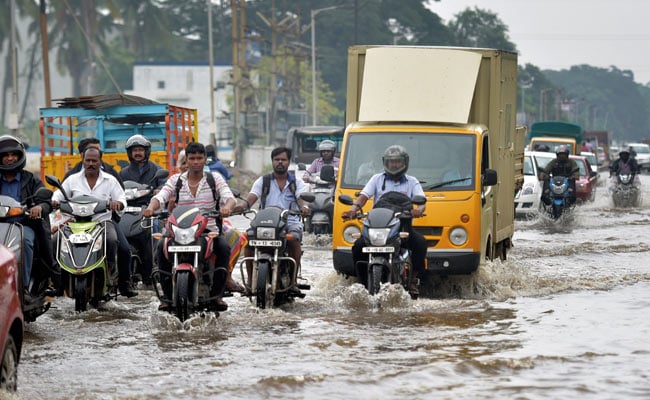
125 62 234 160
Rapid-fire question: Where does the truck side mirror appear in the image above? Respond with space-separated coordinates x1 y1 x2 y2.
482 169 498 186
320 165 336 182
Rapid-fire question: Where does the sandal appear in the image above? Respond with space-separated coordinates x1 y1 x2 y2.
225 278 246 293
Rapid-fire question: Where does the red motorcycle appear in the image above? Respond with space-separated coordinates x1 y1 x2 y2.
152 205 230 321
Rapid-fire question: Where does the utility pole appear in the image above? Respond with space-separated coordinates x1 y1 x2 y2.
208 0 216 146
231 0 246 165
9 0 19 132
40 0 52 107
310 6 339 126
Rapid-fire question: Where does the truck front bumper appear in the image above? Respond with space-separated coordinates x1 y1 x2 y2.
333 249 480 277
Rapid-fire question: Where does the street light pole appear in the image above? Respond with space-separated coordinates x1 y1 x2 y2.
310 6 338 126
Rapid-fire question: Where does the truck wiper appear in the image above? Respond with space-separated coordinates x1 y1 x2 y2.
422 177 470 190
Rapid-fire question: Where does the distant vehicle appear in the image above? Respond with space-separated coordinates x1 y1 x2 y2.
515 151 544 217
286 125 344 181
0 244 23 392
596 147 607 165
570 155 598 203
528 121 583 155
625 143 650 172
609 146 620 161
580 151 600 183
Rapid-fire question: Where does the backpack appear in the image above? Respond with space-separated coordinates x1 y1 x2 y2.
260 172 296 209
169 172 219 212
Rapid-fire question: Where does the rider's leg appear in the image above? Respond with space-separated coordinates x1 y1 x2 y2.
23 226 35 290
351 238 366 286
286 224 303 283
113 221 137 297
405 230 427 294
211 237 231 311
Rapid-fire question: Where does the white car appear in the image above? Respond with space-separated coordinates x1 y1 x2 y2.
625 143 650 172
515 151 545 217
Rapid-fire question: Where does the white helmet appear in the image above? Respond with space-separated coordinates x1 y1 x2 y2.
125 134 151 162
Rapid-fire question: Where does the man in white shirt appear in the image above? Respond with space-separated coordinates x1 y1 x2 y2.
52 147 137 297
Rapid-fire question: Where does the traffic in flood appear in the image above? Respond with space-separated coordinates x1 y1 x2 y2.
11 175 650 400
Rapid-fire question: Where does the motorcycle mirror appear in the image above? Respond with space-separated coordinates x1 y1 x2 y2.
300 192 315 203
338 194 354 205
45 174 68 201
153 169 169 181
482 169 498 186
33 187 53 202
297 163 306 171
412 195 427 206
319 165 336 182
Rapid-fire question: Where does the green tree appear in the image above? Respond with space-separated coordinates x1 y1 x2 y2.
447 7 517 51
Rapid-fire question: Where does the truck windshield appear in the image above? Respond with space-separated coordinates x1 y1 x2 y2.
341 132 476 190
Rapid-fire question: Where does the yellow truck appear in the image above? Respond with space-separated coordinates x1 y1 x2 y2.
331 46 525 284
39 94 197 181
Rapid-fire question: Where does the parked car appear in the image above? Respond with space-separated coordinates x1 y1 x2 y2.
625 143 650 172
580 151 600 184
596 146 607 165
515 151 543 217
570 155 598 203
0 245 22 391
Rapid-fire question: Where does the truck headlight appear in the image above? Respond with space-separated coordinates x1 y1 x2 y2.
343 225 360 244
449 227 468 246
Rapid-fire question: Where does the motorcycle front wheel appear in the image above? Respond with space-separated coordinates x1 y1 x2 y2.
256 260 273 309
367 264 383 295
175 271 191 322
74 277 87 312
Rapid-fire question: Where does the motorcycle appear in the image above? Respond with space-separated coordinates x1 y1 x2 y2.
0 187 55 322
339 192 426 299
611 172 641 207
544 175 574 220
302 164 336 235
239 192 315 309
152 204 242 321
45 175 118 312
119 168 169 285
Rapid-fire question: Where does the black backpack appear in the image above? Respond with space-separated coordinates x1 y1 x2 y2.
260 172 296 209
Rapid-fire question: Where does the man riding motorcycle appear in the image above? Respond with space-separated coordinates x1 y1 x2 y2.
541 145 579 206
610 149 641 177
343 145 427 296
119 134 166 285
302 140 339 186
0 135 58 298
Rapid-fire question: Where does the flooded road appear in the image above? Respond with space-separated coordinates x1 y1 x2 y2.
13 175 650 400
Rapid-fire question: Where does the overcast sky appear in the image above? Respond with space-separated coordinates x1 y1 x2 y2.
428 0 650 85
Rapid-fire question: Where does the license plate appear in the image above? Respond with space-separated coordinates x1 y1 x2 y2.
362 247 394 253
124 206 142 213
69 233 93 244
249 240 282 247
168 245 201 252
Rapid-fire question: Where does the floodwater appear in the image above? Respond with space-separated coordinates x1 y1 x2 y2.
10 175 650 400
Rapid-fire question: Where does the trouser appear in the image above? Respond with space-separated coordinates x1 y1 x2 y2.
23 226 35 286
129 230 154 282
156 236 231 302
107 221 131 287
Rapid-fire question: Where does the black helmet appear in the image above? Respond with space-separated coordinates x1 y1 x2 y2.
382 145 409 179
0 135 26 173
125 134 151 162
619 149 630 156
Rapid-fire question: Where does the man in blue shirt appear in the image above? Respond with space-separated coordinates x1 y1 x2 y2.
343 145 427 296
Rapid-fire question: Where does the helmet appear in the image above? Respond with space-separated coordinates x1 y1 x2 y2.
318 140 336 162
125 134 151 162
382 145 409 179
0 135 26 173
318 140 336 153
555 145 569 156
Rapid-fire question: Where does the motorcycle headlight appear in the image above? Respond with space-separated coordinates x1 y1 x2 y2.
256 227 276 240
449 227 468 246
70 202 99 217
367 228 390 246
343 225 360 244
171 224 199 245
